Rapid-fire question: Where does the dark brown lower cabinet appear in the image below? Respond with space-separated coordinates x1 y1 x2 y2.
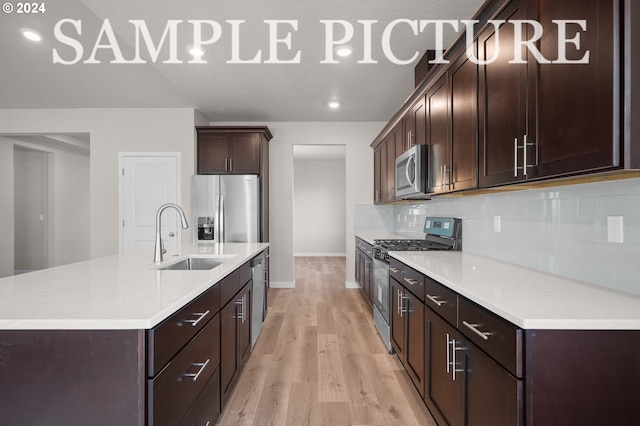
149 314 221 426
181 367 221 426
391 277 425 398
461 334 522 426
425 307 460 426
220 280 253 408
425 306 522 426
390 279 406 360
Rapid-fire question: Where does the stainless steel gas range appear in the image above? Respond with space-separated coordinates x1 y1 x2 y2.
372 217 462 353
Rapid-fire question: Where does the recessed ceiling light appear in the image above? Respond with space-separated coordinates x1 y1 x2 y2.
188 47 205 57
22 29 42 42
336 46 352 57
328 101 341 109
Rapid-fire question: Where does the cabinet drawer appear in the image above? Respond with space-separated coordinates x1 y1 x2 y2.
389 258 404 283
402 265 424 302
390 258 424 302
180 366 221 426
147 285 220 377
458 297 523 378
424 275 457 326
148 313 220 426
220 261 252 307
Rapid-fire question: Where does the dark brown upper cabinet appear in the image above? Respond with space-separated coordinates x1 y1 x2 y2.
373 123 403 204
197 127 272 175
479 0 620 187
426 52 478 194
402 96 427 152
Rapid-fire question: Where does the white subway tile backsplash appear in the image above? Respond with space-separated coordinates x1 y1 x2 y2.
370 177 640 296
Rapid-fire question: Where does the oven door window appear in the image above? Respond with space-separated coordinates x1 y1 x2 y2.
373 260 390 323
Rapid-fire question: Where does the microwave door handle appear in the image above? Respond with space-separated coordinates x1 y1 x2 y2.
406 156 415 186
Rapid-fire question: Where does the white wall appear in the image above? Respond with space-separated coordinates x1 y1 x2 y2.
294 159 346 256
212 121 383 288
51 145 91 266
0 108 197 258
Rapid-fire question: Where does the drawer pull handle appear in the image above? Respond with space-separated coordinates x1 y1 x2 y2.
426 294 445 307
403 277 420 286
184 310 210 327
390 267 401 273
463 321 490 341
183 358 210 382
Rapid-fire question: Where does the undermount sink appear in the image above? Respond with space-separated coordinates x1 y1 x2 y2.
156 257 224 271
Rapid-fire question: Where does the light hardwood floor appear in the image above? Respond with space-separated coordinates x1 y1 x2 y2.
217 256 438 426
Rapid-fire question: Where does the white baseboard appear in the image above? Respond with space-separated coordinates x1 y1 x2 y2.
345 281 359 289
294 253 347 257
270 281 295 289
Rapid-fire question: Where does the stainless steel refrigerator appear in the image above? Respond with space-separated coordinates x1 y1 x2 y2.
191 175 260 243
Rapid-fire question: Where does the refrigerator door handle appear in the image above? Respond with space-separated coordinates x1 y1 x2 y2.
219 194 225 242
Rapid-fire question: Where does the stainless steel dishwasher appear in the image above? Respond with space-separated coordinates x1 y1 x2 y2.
250 252 267 349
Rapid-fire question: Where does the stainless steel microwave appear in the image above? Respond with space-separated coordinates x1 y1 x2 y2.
395 144 427 199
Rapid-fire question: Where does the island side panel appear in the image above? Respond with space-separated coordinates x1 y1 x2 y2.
0 329 145 426
525 329 640 426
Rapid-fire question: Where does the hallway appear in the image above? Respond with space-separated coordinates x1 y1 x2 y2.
218 256 437 425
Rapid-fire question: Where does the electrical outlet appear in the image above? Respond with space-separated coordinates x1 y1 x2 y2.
607 216 624 243
494 216 501 232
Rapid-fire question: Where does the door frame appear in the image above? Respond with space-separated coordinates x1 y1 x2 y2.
118 152 182 254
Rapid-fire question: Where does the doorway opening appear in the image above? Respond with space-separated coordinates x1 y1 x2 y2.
1 133 90 278
292 145 347 276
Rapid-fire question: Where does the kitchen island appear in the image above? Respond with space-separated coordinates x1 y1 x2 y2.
0 242 268 425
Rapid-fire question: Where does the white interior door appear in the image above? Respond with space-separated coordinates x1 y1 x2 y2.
120 154 180 254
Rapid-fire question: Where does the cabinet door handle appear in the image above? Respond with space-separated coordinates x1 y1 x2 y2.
446 333 452 374
401 293 411 314
462 321 490 341
515 135 536 177
183 358 210 382
403 277 420 286
242 294 246 324
513 137 519 177
184 310 210 327
451 340 464 381
446 334 463 381
234 296 246 323
397 289 403 316
523 134 528 177
389 267 401 273
426 294 444 307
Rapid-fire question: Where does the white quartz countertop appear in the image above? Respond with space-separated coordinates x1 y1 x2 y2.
390 251 640 330
0 242 268 330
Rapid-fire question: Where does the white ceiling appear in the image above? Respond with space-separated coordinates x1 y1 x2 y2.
0 0 484 122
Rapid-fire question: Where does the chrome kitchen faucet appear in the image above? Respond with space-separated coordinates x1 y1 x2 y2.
154 203 189 262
